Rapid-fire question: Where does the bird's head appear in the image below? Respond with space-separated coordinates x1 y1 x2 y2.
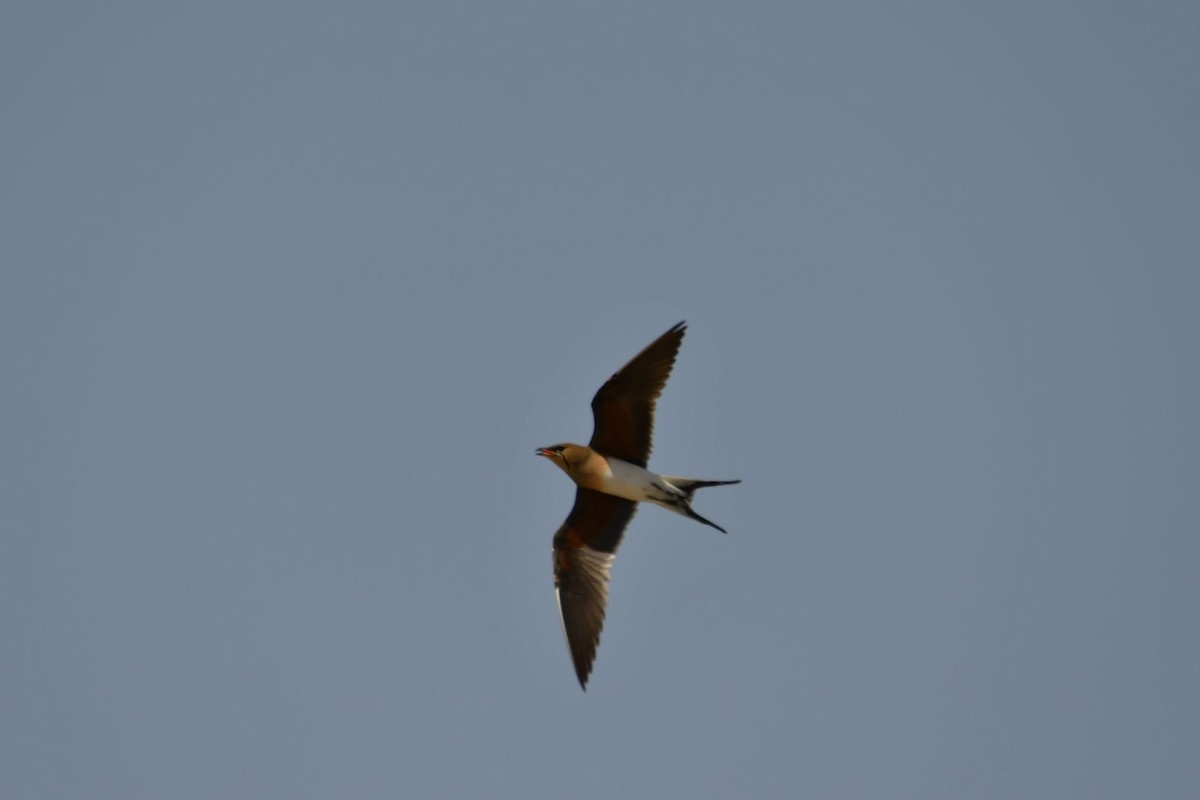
535 443 584 476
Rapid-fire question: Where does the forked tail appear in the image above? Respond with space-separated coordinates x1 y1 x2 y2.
660 476 741 533
662 476 742 502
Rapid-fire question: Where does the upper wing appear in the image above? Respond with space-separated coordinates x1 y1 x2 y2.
588 321 686 467
552 487 638 689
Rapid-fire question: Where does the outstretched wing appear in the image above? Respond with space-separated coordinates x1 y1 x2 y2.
589 321 686 468
551 487 638 689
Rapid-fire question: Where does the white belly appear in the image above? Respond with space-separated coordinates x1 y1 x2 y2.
594 458 671 503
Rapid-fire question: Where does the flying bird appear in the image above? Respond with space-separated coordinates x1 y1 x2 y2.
535 321 739 689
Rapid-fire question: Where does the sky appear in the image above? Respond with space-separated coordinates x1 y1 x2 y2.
3 2 1198 798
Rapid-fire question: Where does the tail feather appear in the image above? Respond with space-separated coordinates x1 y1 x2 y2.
661 476 742 501
657 476 741 534
682 505 728 534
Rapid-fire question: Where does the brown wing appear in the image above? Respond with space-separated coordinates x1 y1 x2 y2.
589 321 686 468
552 487 638 690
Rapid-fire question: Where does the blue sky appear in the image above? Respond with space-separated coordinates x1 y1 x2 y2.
3 2 1198 798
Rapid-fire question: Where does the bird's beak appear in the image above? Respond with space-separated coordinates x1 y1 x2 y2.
534 448 551 458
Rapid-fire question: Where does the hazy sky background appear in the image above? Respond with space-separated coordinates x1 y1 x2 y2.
3 2 1198 798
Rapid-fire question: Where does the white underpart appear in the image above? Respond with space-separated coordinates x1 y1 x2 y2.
598 457 685 506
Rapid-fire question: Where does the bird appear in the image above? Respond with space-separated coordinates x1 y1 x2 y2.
535 321 740 689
